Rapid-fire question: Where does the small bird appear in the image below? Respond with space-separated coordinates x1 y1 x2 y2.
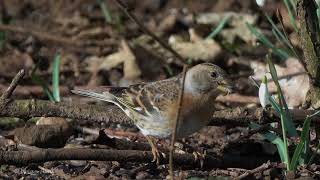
72 63 232 164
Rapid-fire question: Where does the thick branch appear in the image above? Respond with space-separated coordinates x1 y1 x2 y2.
0 148 276 169
0 99 133 126
0 99 318 126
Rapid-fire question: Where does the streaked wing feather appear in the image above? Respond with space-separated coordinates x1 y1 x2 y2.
109 76 181 118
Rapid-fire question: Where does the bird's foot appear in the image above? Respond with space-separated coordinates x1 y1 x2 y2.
151 145 164 165
146 135 165 165
193 149 206 168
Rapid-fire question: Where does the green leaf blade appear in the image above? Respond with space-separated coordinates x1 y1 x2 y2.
52 53 61 102
206 15 231 39
290 117 311 170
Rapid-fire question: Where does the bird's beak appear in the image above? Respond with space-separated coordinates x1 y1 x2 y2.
217 80 234 95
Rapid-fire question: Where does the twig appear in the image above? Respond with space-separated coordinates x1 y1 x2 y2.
216 94 259 104
0 147 278 169
0 69 25 112
87 129 155 151
235 161 275 180
0 99 318 126
113 0 186 64
169 65 189 179
0 69 25 100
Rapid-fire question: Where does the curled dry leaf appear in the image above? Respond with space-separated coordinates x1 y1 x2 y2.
251 58 310 107
85 40 141 81
121 40 142 80
169 29 222 62
196 12 258 43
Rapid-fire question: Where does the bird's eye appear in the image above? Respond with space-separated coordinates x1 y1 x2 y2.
211 72 217 78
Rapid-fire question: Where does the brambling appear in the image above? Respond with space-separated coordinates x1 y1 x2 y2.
72 63 232 164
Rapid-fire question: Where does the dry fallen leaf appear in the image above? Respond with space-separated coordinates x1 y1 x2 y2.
196 12 258 43
169 28 222 61
251 58 309 107
85 40 142 81
121 40 142 80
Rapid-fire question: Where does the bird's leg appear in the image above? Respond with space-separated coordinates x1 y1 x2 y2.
174 140 206 168
145 135 162 164
192 148 206 168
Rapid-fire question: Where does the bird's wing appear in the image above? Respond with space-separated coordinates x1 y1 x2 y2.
111 76 181 118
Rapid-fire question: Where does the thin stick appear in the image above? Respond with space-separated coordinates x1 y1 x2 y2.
169 65 189 179
113 0 186 64
0 147 278 169
235 161 277 180
0 69 25 100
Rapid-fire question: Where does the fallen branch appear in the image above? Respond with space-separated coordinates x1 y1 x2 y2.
0 99 318 126
0 99 133 126
0 147 277 169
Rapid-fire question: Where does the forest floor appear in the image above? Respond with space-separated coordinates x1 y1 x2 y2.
0 0 318 179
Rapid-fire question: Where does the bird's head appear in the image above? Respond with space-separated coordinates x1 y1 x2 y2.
184 63 233 96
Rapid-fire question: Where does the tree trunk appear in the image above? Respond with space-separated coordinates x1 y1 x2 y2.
297 0 320 108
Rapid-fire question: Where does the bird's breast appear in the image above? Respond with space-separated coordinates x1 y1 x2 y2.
135 92 214 139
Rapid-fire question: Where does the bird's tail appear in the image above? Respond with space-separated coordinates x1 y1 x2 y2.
71 89 116 103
